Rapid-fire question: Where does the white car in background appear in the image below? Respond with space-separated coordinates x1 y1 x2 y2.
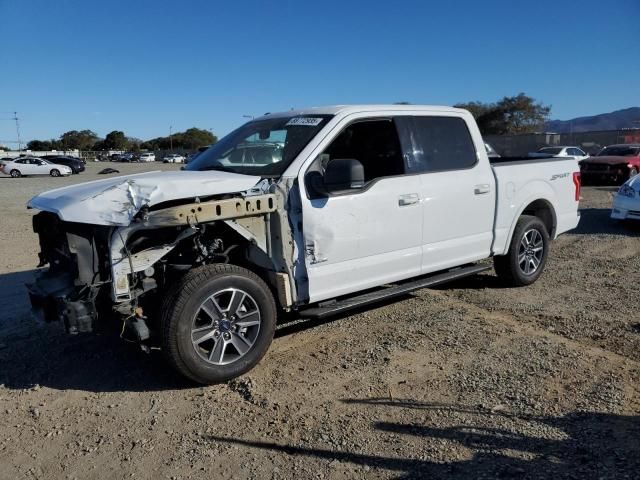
530 146 589 162
139 152 156 162
611 173 640 221
163 154 186 163
1 157 73 178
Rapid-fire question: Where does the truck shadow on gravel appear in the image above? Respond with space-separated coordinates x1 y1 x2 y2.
573 208 640 236
0 270 191 392
0 290 413 393
210 399 640 479
0 329 190 392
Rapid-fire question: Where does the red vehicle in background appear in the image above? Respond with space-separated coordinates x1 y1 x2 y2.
580 144 640 184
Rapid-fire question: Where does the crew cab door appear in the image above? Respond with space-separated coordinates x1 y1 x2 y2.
395 115 495 272
298 118 423 303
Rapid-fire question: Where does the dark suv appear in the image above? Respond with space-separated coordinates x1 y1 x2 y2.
39 155 85 174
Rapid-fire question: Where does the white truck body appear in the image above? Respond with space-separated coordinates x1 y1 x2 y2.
25 105 581 383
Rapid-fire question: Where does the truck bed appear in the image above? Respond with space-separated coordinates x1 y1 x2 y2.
490 156 580 256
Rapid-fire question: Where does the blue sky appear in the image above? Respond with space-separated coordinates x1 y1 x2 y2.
1 0 638 144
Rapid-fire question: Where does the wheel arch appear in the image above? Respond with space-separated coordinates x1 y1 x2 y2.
521 198 557 238
499 196 558 256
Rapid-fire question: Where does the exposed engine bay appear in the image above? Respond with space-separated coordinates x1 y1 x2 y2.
27 186 298 344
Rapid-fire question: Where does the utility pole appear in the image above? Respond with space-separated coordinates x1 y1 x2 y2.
13 112 21 151
169 125 173 151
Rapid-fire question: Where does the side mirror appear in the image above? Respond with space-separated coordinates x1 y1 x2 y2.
323 158 365 193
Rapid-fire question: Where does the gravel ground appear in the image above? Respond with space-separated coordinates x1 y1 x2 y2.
0 164 638 479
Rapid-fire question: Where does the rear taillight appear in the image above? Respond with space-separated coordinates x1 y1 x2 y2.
573 172 581 201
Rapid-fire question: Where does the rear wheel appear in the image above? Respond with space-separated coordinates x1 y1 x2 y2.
10 169 21 178
50 169 60 177
494 215 549 286
161 264 277 384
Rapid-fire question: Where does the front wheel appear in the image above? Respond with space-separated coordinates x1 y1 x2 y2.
161 264 277 384
494 215 549 287
50 169 60 177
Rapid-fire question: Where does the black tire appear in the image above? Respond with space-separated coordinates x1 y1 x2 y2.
50 169 60 177
494 215 550 287
161 264 277 384
9 169 21 178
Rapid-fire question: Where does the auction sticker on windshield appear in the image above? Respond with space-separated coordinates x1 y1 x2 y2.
285 117 324 126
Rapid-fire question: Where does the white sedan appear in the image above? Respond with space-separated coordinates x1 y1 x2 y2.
1 157 73 178
138 152 156 162
611 173 640 221
162 154 186 163
530 146 589 162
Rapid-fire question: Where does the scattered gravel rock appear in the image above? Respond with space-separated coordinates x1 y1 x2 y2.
0 177 638 478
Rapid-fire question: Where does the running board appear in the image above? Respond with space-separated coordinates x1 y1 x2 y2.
299 264 491 319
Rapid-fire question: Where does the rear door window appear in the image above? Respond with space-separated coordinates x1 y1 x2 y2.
396 116 477 173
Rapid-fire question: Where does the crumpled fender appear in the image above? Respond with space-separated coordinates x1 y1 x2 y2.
27 170 261 226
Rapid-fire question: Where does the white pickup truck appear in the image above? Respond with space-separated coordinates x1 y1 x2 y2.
26 105 581 384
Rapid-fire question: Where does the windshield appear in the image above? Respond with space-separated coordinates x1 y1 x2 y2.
186 115 333 176
598 146 640 157
539 147 562 155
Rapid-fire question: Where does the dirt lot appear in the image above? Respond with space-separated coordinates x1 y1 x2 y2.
0 163 639 479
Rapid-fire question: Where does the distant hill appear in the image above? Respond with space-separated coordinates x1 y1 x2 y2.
545 107 640 133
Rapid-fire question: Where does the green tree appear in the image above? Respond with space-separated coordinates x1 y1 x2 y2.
455 93 551 135
27 140 54 151
128 137 143 152
59 129 100 150
140 128 217 151
181 128 217 149
104 130 126 150
498 93 551 134
98 130 129 150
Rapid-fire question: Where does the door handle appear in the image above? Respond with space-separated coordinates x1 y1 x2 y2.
398 193 420 206
474 184 491 195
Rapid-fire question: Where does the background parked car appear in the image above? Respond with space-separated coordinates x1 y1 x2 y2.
119 153 137 162
109 153 136 162
138 152 156 162
163 153 186 163
580 144 640 184
1 157 72 177
611 173 640 221
529 146 589 161
39 155 85 174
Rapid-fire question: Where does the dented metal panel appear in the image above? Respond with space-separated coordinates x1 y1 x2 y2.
27 170 261 226
225 216 269 253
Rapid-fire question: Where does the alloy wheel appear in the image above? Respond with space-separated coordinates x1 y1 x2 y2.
518 229 544 275
190 287 261 366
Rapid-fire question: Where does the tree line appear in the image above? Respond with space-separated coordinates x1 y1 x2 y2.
26 127 218 152
21 93 551 152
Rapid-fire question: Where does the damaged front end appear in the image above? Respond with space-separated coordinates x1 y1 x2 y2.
28 212 112 334
27 188 285 344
